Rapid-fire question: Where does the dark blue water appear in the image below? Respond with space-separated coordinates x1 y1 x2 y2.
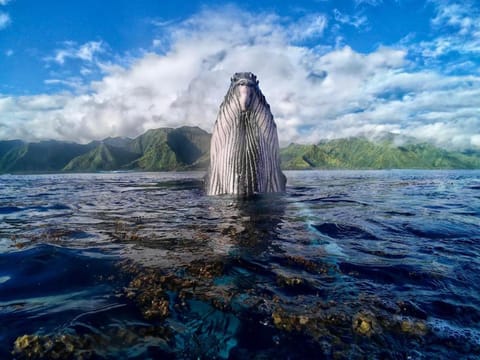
0 170 479 359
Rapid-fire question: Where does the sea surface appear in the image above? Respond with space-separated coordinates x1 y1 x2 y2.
0 170 479 359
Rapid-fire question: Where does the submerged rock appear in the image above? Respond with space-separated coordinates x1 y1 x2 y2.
12 325 172 359
186 259 225 279
122 258 230 320
12 333 92 359
352 311 379 337
125 270 172 320
276 274 305 288
399 318 428 336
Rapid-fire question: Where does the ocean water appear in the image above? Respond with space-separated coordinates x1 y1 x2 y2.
0 170 479 359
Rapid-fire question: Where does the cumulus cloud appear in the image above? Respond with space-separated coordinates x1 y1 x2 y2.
0 5 479 150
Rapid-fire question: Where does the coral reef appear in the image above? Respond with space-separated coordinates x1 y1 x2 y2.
12 334 87 360
12 325 171 359
11 251 433 359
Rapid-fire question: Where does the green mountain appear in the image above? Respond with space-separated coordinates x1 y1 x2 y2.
0 140 93 172
280 137 480 170
63 126 211 172
63 143 139 171
125 126 211 170
0 126 211 173
0 140 25 170
0 129 479 173
88 136 133 150
0 140 24 158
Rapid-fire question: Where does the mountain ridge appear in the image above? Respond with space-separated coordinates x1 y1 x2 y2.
0 127 479 173
280 137 480 170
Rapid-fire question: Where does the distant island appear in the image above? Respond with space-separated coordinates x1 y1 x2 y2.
0 126 479 173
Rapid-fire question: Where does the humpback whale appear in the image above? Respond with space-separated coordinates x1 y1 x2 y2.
206 72 286 196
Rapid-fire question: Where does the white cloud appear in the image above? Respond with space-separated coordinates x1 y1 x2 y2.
77 41 104 61
0 6 479 150
44 78 87 92
431 2 475 34
289 14 328 41
355 0 383 6
5 49 13 56
46 41 105 65
333 9 368 29
0 11 10 29
80 67 92 75
471 135 480 147
0 0 10 5
150 18 177 27
414 0 480 71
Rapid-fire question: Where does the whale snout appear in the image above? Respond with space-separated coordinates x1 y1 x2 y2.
237 84 253 111
231 72 258 112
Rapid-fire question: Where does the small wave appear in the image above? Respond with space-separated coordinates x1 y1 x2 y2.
404 220 479 240
324 243 346 257
0 244 118 303
313 222 379 241
384 210 416 217
426 300 480 327
156 179 204 190
0 206 23 214
429 317 480 348
357 248 407 259
338 262 440 288
49 203 71 210
27 203 71 212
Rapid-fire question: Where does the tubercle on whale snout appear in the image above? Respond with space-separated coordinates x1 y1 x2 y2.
230 72 258 85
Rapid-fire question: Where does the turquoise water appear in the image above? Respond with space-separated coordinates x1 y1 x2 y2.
0 170 479 359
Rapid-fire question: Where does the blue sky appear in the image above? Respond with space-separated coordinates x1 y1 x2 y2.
0 0 479 149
